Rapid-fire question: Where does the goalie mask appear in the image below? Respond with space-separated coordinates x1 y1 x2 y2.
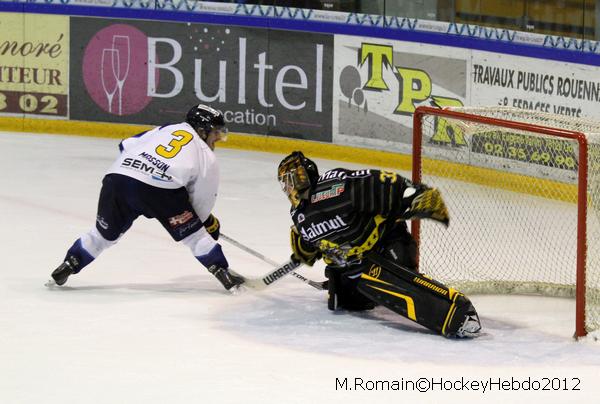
278 151 319 207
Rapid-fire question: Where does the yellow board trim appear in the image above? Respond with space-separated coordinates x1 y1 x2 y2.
0 117 412 170
366 284 417 321
0 117 578 203
423 156 578 203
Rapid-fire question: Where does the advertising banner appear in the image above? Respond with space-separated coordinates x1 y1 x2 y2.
470 51 600 120
70 17 333 141
333 34 600 183
449 50 600 182
0 13 69 117
333 35 468 153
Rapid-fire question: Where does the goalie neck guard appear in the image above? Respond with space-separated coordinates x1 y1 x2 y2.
278 151 319 208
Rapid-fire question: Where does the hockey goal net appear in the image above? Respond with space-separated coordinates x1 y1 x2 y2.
412 106 600 338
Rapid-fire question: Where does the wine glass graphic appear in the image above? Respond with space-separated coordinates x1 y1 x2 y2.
111 35 130 115
101 48 119 113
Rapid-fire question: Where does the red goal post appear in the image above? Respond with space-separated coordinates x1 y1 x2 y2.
411 106 599 338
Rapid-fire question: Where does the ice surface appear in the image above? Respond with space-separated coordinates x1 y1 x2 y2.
1 132 599 404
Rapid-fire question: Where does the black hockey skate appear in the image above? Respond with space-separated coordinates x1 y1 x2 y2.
208 265 245 291
50 256 80 286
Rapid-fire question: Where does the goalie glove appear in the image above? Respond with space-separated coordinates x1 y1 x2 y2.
400 185 449 226
290 226 321 266
203 214 220 240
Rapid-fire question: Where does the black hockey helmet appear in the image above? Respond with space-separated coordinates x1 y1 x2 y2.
278 151 319 207
185 104 227 139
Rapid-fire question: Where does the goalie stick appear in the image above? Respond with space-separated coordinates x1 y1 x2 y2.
220 233 327 290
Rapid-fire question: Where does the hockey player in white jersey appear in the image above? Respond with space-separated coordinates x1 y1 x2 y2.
50 104 243 291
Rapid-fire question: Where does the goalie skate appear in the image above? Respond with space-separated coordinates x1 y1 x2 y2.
453 313 482 339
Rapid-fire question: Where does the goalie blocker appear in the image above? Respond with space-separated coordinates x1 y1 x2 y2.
360 253 481 338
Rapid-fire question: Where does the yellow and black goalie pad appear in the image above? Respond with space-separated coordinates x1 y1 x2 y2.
401 187 449 226
359 254 480 338
290 226 321 266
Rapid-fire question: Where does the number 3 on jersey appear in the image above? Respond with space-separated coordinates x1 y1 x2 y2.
156 130 193 159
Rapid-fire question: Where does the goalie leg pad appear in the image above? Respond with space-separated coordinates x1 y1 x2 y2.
357 265 480 338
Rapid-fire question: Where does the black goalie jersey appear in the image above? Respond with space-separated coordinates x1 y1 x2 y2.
290 168 414 267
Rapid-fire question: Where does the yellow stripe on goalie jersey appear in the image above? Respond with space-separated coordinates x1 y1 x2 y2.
365 284 417 321
319 215 386 264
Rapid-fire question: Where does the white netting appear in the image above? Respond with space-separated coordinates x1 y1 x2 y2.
415 106 600 334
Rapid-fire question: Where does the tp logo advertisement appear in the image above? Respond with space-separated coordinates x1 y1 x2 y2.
71 18 333 141
333 35 467 150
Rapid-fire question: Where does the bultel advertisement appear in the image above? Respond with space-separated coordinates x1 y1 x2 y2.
0 13 69 117
70 17 333 141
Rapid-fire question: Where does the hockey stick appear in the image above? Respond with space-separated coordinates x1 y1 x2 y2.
228 258 303 291
286 270 327 290
220 233 327 290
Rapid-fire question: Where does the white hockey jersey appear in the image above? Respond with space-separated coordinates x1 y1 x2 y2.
107 122 219 221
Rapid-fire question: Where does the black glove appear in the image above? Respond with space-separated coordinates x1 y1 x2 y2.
290 226 321 266
203 214 221 240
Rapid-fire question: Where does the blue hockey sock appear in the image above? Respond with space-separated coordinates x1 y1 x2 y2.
196 244 229 269
65 239 95 273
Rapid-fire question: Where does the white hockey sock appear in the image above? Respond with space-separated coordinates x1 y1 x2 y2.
181 227 217 257
80 228 118 258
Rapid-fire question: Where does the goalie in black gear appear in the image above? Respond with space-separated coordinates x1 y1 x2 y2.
278 151 481 338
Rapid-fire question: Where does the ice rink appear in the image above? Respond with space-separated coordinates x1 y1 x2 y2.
1 131 599 404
